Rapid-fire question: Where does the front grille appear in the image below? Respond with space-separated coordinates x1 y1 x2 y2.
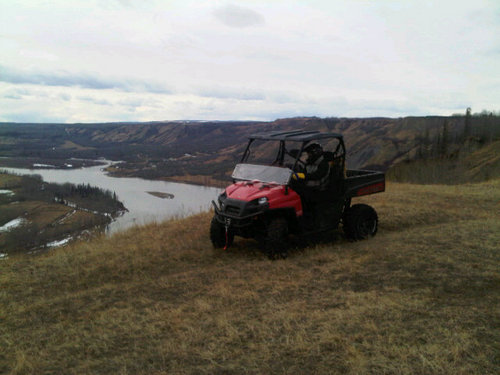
224 205 240 215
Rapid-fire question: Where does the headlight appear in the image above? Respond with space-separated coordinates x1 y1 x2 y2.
218 191 226 209
258 197 268 205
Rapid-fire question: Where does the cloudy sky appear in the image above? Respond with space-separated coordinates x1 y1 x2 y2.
1 0 499 123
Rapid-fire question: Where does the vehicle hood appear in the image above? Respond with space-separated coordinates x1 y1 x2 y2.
225 181 282 202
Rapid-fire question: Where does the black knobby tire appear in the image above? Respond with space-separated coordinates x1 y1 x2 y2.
343 204 378 240
210 216 233 248
262 217 289 259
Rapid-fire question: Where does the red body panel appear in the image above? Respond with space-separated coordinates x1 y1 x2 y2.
355 181 385 196
226 181 303 216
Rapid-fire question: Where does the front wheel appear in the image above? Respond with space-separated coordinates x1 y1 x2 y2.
210 216 233 248
343 204 378 240
261 217 289 259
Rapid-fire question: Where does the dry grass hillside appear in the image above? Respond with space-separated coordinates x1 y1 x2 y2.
1 180 499 374
388 139 500 184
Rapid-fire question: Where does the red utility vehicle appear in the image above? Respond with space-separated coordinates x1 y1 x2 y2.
210 130 385 258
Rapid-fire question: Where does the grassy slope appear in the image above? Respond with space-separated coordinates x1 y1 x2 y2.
466 139 500 181
387 139 500 184
1 181 499 374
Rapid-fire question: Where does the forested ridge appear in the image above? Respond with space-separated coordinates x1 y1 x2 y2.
2 111 498 184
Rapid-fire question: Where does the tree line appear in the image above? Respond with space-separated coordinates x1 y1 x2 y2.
388 108 500 184
12 175 125 214
414 108 500 160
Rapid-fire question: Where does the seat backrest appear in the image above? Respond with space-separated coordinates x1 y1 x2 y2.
329 157 345 181
323 151 335 162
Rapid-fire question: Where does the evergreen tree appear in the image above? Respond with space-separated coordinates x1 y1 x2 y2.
463 107 471 141
435 133 441 158
441 120 449 157
423 127 430 158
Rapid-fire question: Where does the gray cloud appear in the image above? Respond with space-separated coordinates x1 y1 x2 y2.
485 47 500 56
0 65 172 94
4 88 32 96
196 86 265 101
2 87 47 100
77 96 112 106
213 4 265 28
3 94 22 100
1 110 66 123
117 98 145 108
59 93 71 101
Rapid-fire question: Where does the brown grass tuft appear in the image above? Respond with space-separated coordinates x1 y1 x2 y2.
1 180 499 374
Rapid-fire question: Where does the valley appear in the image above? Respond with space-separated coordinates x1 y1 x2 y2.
0 115 482 182
1 113 498 186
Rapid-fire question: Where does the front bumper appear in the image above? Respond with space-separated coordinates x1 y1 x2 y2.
212 197 269 228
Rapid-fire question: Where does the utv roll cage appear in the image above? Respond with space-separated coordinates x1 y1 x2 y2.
240 130 346 175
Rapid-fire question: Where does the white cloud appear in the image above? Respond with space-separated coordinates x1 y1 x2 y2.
0 0 498 123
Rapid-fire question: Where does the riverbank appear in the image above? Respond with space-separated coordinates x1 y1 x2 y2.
0 156 229 188
159 174 228 188
105 163 229 188
0 156 105 170
0 172 125 254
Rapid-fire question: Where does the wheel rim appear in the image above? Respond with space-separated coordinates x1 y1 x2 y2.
358 218 376 237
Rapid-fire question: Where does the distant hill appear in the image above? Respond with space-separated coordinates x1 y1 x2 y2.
1 113 498 184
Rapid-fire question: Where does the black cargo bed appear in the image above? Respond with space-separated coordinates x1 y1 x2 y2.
344 169 385 198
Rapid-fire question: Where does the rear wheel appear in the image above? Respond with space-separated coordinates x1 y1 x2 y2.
210 216 233 248
262 217 288 259
343 204 378 240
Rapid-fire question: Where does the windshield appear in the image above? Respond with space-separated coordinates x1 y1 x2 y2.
232 163 292 185
243 139 299 166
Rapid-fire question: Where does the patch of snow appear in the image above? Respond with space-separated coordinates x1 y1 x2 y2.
0 189 14 195
66 201 77 208
46 237 72 247
0 218 27 232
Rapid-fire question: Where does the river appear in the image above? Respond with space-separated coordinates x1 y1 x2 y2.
1 161 222 234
